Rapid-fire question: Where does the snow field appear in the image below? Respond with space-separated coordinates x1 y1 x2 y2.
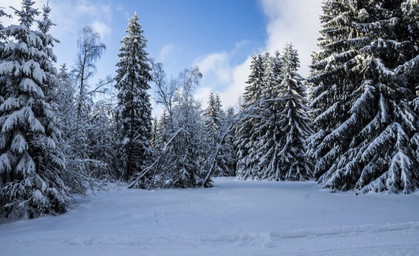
0 177 418 255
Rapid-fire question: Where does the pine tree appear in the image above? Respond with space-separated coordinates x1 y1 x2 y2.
0 7 11 107
0 1 69 218
204 92 221 139
223 107 238 176
308 0 363 185
277 44 312 181
115 13 152 182
246 51 284 180
309 0 419 193
204 93 236 177
235 53 266 180
402 0 419 174
0 7 11 51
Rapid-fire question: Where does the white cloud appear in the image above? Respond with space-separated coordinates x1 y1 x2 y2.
193 49 252 111
261 0 323 76
194 86 213 110
234 40 249 49
191 0 323 113
1 0 116 39
218 56 252 110
75 1 112 22
91 21 112 38
195 52 232 85
159 44 175 62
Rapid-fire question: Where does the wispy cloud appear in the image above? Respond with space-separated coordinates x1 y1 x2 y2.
91 20 112 38
193 44 251 110
194 0 323 111
195 52 232 85
159 44 175 62
261 0 322 76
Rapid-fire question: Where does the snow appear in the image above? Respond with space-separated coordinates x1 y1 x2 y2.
0 177 418 256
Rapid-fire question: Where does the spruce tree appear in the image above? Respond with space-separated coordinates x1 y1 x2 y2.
0 7 11 51
204 93 236 177
0 7 11 108
402 0 419 171
309 0 419 193
204 92 222 140
235 53 266 180
250 51 285 180
223 107 237 176
115 13 152 182
277 44 312 181
0 1 69 218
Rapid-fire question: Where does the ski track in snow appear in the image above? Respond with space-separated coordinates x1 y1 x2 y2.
0 177 418 256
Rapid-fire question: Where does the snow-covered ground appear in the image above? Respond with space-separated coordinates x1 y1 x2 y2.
1 177 419 256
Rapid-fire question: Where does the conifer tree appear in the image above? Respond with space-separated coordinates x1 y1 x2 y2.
0 1 69 218
235 53 266 179
277 44 312 181
402 0 419 170
309 0 419 193
115 13 152 182
0 7 11 107
204 93 235 176
0 7 11 51
223 107 238 176
205 92 222 139
248 51 285 180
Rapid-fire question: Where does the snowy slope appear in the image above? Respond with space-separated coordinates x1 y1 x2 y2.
0 177 418 256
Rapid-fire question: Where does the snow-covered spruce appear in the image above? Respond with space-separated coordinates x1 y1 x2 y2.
236 49 312 181
235 53 266 180
276 44 312 181
204 93 236 177
308 0 419 193
244 52 286 181
0 7 11 51
114 13 153 183
0 1 69 218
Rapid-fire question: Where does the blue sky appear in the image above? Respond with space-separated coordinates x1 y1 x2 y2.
3 0 322 114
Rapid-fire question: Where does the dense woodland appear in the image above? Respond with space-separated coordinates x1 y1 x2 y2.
0 0 418 219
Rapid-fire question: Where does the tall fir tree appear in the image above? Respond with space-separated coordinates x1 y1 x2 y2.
0 1 69 218
249 51 285 180
402 0 419 175
204 93 236 177
115 13 152 182
0 7 11 51
277 44 312 181
309 0 419 193
223 106 238 176
0 7 11 110
235 53 266 180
